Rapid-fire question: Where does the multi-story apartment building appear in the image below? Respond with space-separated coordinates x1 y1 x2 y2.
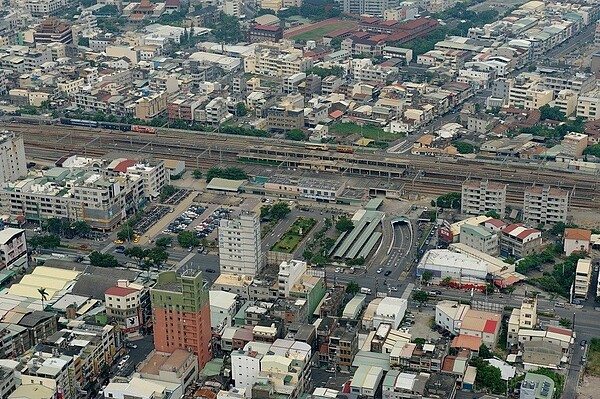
223 0 241 16
248 24 283 43
576 90 600 120
550 89 578 116
321 75 342 95
329 323 358 371
0 156 166 230
561 132 588 158
507 75 554 110
574 258 592 300
541 71 595 96
0 228 27 270
125 160 168 199
507 296 537 345
0 133 26 184
459 224 499 256
461 179 507 217
219 211 263 276
151 270 212 368
34 19 72 45
20 354 76 399
523 185 569 225
232 339 312 399
341 0 394 16
168 95 204 121
25 0 65 17
105 281 143 335
204 97 231 125
244 42 313 77
266 107 304 131
135 91 168 121
278 259 307 298
500 224 542 259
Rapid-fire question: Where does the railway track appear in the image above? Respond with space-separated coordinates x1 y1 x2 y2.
5 123 600 209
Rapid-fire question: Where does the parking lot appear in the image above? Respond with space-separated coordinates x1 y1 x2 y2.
161 188 191 205
164 204 208 235
132 205 171 234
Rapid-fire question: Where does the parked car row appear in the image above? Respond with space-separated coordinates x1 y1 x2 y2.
165 205 207 234
133 205 171 234
193 208 231 238
162 188 190 205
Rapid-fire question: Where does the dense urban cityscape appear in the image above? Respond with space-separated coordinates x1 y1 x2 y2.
0 0 600 398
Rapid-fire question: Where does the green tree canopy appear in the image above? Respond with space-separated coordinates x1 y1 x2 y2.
346 281 360 294
286 129 305 141
160 185 177 201
471 358 504 394
192 169 203 179
206 166 248 182
435 192 461 209
452 140 476 154
28 234 60 249
236 102 248 117
177 231 199 248
540 105 566 121
479 343 492 359
155 237 173 248
412 290 429 305
270 202 291 221
421 271 433 283
89 251 119 267
117 224 135 242
336 216 354 233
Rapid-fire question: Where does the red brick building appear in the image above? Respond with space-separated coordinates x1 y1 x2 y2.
151 270 212 368
248 24 283 43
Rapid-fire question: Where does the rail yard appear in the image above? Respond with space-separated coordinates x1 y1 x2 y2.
6 122 599 209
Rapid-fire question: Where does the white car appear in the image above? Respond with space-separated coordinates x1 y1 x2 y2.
377 268 383 274
335 267 342 273
390 286 398 292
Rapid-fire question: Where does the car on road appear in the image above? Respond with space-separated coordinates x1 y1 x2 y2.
377 268 383 274
581 340 587 347
114 239 124 245
126 343 137 349
384 270 392 276
205 268 216 273
115 245 125 253
335 267 342 273
390 286 398 292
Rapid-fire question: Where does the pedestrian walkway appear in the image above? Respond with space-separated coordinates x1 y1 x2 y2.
401 283 415 300
175 253 195 270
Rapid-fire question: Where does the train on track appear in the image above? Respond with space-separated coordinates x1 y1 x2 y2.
304 142 355 153
59 118 157 134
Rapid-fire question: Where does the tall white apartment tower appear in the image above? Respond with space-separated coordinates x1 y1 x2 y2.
0 132 26 183
219 211 263 276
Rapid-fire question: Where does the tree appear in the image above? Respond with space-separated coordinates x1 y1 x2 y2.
412 290 429 305
452 140 476 154
89 251 119 267
479 343 492 359
28 234 60 249
177 231 199 248
210 13 244 43
38 287 48 310
117 224 135 242
540 104 566 121
160 185 177 201
336 216 354 233
421 271 433 283
78 37 90 47
485 210 501 219
192 169 203 179
205 166 249 182
155 237 173 248
428 210 437 222
145 246 169 269
471 358 504 394
44 218 64 235
346 281 360 294
286 129 305 141
441 277 452 286
435 192 461 209
270 202 291 221
559 317 572 328
236 102 248 117
302 249 314 261
71 221 91 237
124 246 147 267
